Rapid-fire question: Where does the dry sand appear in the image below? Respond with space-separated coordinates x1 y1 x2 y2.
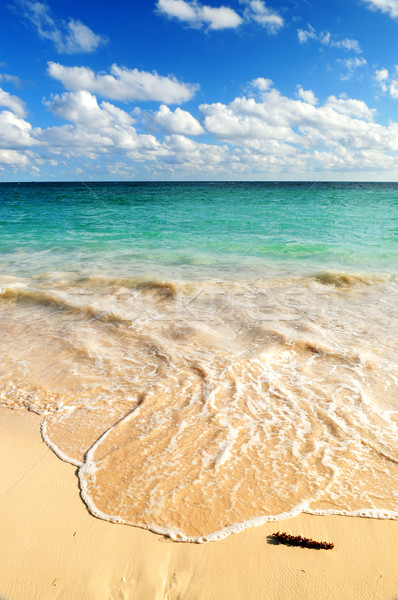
0 407 397 600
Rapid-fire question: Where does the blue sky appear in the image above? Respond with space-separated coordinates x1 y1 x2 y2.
2 0 398 180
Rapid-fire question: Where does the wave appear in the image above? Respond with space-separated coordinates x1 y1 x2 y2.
1 272 398 541
314 270 394 287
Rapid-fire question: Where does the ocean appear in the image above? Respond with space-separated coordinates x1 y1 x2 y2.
0 181 397 541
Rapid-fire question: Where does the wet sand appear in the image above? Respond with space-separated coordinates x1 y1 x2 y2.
0 408 397 599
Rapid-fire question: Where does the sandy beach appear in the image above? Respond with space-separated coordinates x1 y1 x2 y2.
0 407 396 600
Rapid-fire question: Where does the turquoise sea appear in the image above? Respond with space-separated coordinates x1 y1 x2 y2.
1 181 397 280
0 181 397 542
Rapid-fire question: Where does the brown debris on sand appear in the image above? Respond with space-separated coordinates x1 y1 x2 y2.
272 531 334 550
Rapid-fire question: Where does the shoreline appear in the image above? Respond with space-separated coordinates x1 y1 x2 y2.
0 408 397 599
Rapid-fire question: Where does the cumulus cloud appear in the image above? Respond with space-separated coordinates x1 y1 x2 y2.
152 105 205 135
156 0 243 30
45 90 135 130
6 72 398 178
47 62 198 104
242 0 283 32
375 68 389 81
296 87 318 105
37 83 398 175
250 77 273 91
0 87 26 117
155 134 231 172
363 0 398 18
16 0 107 54
42 90 160 155
0 110 37 148
0 83 41 171
199 87 392 175
0 148 30 167
297 24 362 53
0 110 40 171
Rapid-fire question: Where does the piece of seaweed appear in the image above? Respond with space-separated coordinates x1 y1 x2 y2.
271 531 334 550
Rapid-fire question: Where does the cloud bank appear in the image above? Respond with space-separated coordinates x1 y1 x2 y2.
4 75 398 178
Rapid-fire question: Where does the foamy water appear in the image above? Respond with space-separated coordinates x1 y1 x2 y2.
1 182 398 541
1 272 397 541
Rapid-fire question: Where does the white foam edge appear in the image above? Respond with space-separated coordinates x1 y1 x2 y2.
42 413 398 543
78 479 312 543
42 402 147 476
41 417 83 468
77 478 398 544
304 507 398 520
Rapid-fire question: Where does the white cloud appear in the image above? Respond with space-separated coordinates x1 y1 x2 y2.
199 88 386 168
39 91 229 174
47 62 198 104
0 148 30 167
389 80 398 98
156 0 243 30
157 0 198 21
156 134 231 172
373 66 398 97
0 84 41 172
43 90 160 155
7 72 398 179
37 90 226 172
251 77 273 91
337 57 367 80
375 68 389 93
375 68 389 81
41 83 398 176
242 0 283 32
152 105 204 135
325 95 374 118
45 90 135 130
156 0 283 32
335 38 362 52
297 24 316 43
297 24 362 53
200 5 243 29
0 110 37 148
0 87 26 117
364 0 398 18
17 0 107 54
296 87 318 105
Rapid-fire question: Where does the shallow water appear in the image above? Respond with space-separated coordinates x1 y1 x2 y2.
1 182 397 541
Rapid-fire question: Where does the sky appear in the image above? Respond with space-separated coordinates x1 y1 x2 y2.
2 0 398 181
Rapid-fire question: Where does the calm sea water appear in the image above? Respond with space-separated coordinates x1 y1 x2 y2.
1 181 397 279
1 181 398 542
